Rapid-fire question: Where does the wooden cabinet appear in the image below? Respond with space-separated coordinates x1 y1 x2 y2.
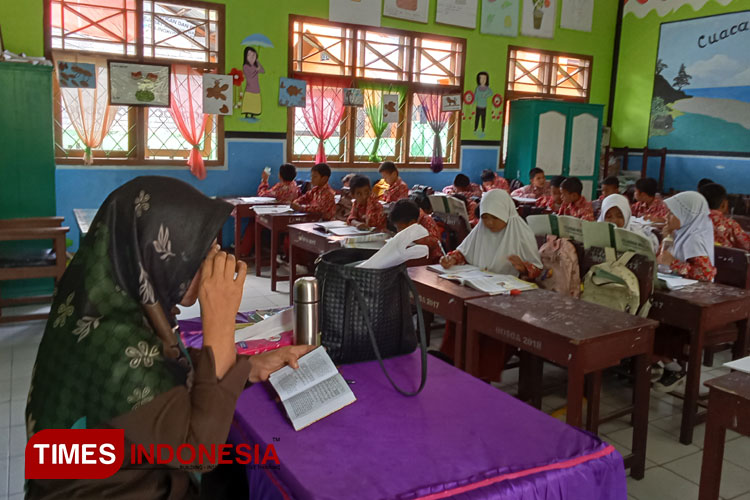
505 99 604 200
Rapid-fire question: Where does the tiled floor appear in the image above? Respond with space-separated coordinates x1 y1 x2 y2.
1 269 749 499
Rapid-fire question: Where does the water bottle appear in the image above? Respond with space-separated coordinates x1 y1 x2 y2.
293 277 320 346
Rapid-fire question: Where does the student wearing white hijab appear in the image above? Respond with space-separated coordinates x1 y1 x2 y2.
440 189 542 277
598 194 660 254
657 191 716 281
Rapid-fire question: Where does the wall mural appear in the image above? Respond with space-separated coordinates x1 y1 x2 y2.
624 0 734 19
462 71 504 139
234 34 274 123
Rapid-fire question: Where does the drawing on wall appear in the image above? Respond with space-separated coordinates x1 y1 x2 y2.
228 67 245 111
238 34 273 123
383 0 430 23
441 94 462 112
57 61 96 88
343 88 364 107
436 0 479 29
648 10 750 154
624 0 734 19
480 0 520 37
520 0 556 39
202 74 233 115
109 62 170 106
382 94 400 123
279 77 307 107
461 72 504 139
329 0 382 27
560 0 593 32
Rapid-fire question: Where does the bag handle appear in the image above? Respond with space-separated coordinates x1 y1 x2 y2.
343 268 428 396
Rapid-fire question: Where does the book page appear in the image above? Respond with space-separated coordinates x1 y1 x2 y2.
268 347 339 400
428 263 480 274
315 221 348 230
239 197 276 204
724 355 750 375
526 214 553 236
253 205 292 215
465 274 538 295
328 226 373 236
582 220 614 249
558 215 584 242
614 228 655 262
281 374 357 431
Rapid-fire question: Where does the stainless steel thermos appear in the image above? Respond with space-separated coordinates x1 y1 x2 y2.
293 277 320 346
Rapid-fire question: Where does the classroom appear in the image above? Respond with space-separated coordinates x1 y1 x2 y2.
1 0 750 498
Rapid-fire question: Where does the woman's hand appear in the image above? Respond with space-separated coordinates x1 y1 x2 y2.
507 255 526 274
657 250 676 266
440 255 457 269
199 246 247 378
248 345 318 383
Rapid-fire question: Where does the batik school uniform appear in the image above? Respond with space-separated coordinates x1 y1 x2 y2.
418 210 441 240
663 192 717 282
511 183 546 200
347 195 387 231
558 196 595 221
381 178 409 203
535 194 561 213
443 183 483 199
599 194 660 254
294 185 336 220
632 196 669 220
257 179 300 204
414 234 443 264
709 209 750 251
483 177 511 193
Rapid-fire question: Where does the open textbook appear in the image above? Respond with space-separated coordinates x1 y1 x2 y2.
428 264 537 295
429 194 470 226
253 205 293 215
268 347 356 431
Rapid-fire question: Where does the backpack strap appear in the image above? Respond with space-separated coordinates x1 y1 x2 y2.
604 246 617 263
615 251 636 267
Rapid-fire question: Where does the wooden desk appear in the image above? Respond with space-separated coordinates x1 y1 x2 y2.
219 197 278 261
699 371 750 500
288 223 349 304
465 290 657 479
254 212 319 291
72 208 97 241
407 266 488 369
649 284 750 444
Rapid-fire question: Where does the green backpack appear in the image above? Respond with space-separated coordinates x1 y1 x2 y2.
581 247 650 317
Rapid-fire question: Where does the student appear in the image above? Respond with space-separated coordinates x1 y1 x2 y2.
378 161 409 203
453 193 479 227
558 177 595 221
657 191 716 281
341 173 356 189
290 163 336 220
536 175 565 212
511 168 547 199
700 182 750 251
599 194 659 253
439 189 542 381
409 191 442 240
25 177 314 498
390 199 443 264
442 173 483 199
480 169 510 193
697 177 715 190
632 177 669 221
257 163 300 204
599 176 619 200
346 175 387 231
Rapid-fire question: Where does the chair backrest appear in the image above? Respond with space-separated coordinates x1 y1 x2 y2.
0 217 64 229
715 246 750 289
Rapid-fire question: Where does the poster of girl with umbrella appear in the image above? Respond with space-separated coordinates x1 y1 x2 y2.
238 34 274 122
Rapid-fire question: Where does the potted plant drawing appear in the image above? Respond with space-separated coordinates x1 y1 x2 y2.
532 0 550 29
131 70 159 103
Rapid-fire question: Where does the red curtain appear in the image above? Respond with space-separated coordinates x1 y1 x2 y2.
418 93 451 173
169 65 209 180
301 83 345 164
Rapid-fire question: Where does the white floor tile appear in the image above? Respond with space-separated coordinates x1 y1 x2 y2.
9 401 24 428
8 426 25 458
627 467 700 500
9 378 30 402
663 450 750 500
0 401 9 430
0 358 10 382
10 493 26 500
8 457 24 494
651 413 741 447
0 459 9 499
723 437 750 472
607 425 700 465
729 493 750 500
0 381 10 404
0 429 9 462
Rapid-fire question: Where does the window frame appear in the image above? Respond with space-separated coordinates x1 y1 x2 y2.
44 0 225 167
287 15 466 169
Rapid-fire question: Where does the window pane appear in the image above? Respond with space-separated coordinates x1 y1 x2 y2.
146 108 217 160
353 89 402 161
409 97 452 160
143 1 220 62
292 106 344 159
50 0 136 55
355 31 409 82
56 104 133 159
292 21 353 76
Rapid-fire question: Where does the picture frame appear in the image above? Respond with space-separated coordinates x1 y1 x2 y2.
108 61 171 107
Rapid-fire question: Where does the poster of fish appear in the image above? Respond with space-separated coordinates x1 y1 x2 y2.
648 10 750 153
57 61 96 88
202 74 233 115
279 77 307 107
480 0 519 37
382 94 400 123
109 61 171 107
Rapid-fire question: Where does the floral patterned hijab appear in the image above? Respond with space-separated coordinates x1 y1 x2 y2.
26 176 232 436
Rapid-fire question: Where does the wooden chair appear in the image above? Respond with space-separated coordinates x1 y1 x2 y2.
603 146 631 179
640 147 667 193
0 217 69 323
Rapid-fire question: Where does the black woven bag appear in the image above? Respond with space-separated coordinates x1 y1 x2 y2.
315 248 427 396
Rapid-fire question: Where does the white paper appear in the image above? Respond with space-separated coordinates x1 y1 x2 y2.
520 0 557 39
328 226 374 236
513 197 538 204
568 113 599 176
315 221 348 230
724 355 750 375
428 263 480 274
657 272 698 291
357 224 429 269
383 0 430 23
239 196 276 204
253 205 293 215
535 111 566 175
560 0 593 32
234 308 294 343
382 94 400 123
436 0 479 28
329 0 382 26
202 74 233 115
480 0 520 37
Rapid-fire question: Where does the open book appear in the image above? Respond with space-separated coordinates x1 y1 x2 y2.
582 220 615 249
613 227 655 262
327 226 374 237
434 267 537 295
268 347 356 431
340 232 388 248
656 272 697 291
428 194 470 226
253 205 293 215
557 215 584 243
526 214 559 237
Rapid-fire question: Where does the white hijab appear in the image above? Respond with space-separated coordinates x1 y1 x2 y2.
664 191 715 264
457 189 542 275
598 194 660 253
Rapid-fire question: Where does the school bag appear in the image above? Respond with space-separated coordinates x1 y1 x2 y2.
581 247 650 317
536 235 581 298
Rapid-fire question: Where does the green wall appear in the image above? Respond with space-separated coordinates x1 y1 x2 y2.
611 0 749 148
1 0 618 142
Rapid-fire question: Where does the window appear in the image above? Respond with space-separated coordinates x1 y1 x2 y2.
288 16 465 168
47 0 224 165
502 47 592 161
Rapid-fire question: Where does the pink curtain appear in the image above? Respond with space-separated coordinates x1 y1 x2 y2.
418 93 452 173
301 83 345 164
169 65 209 180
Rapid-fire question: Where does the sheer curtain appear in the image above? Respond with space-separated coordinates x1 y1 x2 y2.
418 93 451 173
301 82 345 164
169 65 209 180
53 52 117 165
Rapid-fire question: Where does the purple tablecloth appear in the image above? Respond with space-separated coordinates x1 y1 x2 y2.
229 352 626 500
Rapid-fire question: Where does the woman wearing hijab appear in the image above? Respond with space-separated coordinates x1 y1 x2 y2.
26 176 313 499
656 191 716 282
438 189 542 381
599 194 660 254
